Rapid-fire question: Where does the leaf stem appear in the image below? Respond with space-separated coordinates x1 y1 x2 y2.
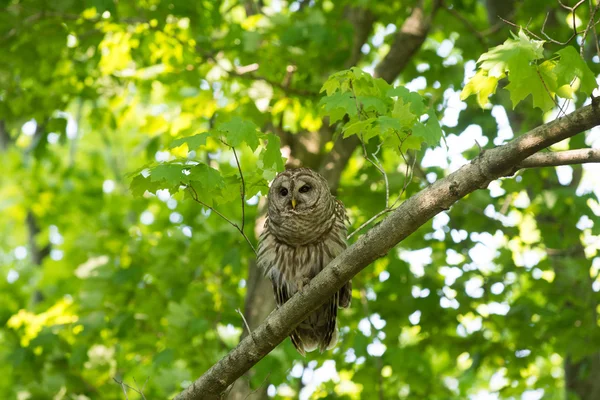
183 182 257 255
231 147 246 233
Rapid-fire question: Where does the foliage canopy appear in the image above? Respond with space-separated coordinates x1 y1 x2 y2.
1 0 599 399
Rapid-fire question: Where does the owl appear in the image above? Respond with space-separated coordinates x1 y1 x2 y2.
257 168 351 356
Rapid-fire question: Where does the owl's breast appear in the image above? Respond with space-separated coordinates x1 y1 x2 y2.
268 212 335 246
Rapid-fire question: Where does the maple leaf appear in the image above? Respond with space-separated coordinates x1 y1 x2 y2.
218 117 260 151
506 60 557 112
170 132 211 150
554 46 598 97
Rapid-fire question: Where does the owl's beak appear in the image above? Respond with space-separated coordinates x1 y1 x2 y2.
291 197 297 209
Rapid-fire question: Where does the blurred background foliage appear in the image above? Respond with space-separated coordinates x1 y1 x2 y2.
0 0 599 399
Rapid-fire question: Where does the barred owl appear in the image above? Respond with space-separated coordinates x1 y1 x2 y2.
257 168 351 356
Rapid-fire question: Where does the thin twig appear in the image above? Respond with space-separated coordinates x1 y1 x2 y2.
443 5 487 47
347 208 391 239
581 1 600 56
499 16 545 41
183 183 257 254
132 377 148 400
236 308 252 334
347 144 417 239
231 147 246 233
117 379 129 400
114 377 148 399
391 149 417 208
242 373 271 400
536 67 566 116
349 81 391 209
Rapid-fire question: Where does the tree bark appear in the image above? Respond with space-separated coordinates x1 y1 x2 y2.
175 99 600 400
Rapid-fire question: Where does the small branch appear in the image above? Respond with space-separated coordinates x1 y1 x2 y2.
132 377 148 400
113 377 148 399
349 82 390 209
443 5 487 47
236 308 252 334
374 0 443 82
242 373 271 400
581 1 600 56
348 149 416 239
183 183 257 254
348 208 391 239
517 148 600 169
536 67 566 116
231 147 247 233
371 145 389 207
226 64 318 97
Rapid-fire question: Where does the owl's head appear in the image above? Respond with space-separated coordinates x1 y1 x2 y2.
268 168 331 215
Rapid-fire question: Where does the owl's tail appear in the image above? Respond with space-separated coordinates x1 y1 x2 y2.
290 289 343 356
290 280 352 356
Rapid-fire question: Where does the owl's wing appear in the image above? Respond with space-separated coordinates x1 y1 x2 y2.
270 267 292 308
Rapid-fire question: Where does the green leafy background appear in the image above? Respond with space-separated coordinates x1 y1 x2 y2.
1 0 599 399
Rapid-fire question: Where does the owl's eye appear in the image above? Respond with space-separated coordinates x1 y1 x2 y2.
299 185 311 193
279 188 288 196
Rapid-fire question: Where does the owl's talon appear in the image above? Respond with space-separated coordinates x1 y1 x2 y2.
298 277 311 292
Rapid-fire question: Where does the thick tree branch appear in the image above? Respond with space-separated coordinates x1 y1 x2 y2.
374 0 443 82
517 148 600 169
175 102 600 400
343 7 376 68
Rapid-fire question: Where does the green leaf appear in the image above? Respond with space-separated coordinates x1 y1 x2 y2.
320 70 352 95
387 86 425 115
391 99 417 127
261 133 285 171
377 115 402 133
319 92 357 124
478 29 545 78
187 164 225 189
412 110 442 146
217 117 260 150
150 164 185 183
460 70 500 107
506 60 557 111
462 29 547 108
320 77 340 96
358 96 387 114
343 118 373 138
554 46 598 97
130 175 160 197
170 132 211 150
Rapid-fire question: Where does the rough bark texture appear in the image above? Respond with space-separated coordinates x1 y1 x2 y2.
517 148 600 169
175 100 600 400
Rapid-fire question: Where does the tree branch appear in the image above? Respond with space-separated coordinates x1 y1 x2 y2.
517 148 600 169
175 100 600 400
374 0 443 82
